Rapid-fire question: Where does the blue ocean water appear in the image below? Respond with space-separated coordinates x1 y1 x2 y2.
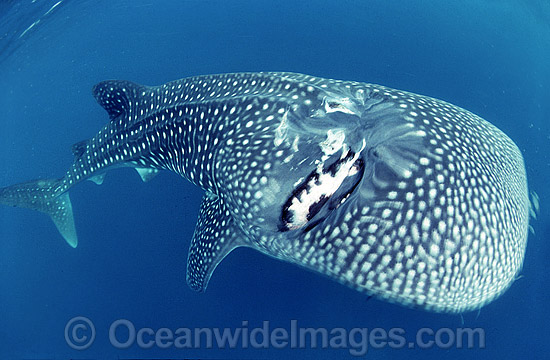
0 0 548 358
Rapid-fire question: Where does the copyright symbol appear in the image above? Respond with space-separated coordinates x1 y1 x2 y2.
65 316 96 350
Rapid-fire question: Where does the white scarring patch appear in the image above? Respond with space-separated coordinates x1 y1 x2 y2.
319 129 346 161
286 140 366 230
324 96 358 115
274 109 289 147
291 135 300 152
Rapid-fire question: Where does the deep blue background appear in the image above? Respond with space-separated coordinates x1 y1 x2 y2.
0 0 548 359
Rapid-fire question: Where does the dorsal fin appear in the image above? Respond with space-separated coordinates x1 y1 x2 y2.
71 140 88 160
91 80 148 120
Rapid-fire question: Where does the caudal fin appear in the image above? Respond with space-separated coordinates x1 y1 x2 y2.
0 179 77 248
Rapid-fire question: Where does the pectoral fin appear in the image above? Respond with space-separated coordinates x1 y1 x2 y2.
186 192 244 292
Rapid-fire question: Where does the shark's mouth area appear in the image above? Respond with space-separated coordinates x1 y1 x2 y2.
279 150 365 232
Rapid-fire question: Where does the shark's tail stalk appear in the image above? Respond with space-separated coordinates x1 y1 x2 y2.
0 178 77 248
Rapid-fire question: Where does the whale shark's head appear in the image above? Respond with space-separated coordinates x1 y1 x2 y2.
214 73 529 313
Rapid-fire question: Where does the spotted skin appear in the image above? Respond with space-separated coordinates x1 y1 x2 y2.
0 72 529 313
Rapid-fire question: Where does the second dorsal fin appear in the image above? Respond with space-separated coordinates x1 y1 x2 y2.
71 140 88 160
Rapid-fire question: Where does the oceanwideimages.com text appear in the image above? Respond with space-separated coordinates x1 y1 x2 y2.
65 317 485 355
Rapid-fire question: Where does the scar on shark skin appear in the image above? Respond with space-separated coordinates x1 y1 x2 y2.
0 72 530 314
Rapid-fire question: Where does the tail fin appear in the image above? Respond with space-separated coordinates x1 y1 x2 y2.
0 179 77 248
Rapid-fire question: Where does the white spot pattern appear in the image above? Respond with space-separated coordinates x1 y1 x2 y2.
0 72 529 314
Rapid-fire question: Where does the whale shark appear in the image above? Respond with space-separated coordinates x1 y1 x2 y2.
0 72 529 313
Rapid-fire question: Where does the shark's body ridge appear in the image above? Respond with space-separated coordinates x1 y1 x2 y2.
0 72 529 313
